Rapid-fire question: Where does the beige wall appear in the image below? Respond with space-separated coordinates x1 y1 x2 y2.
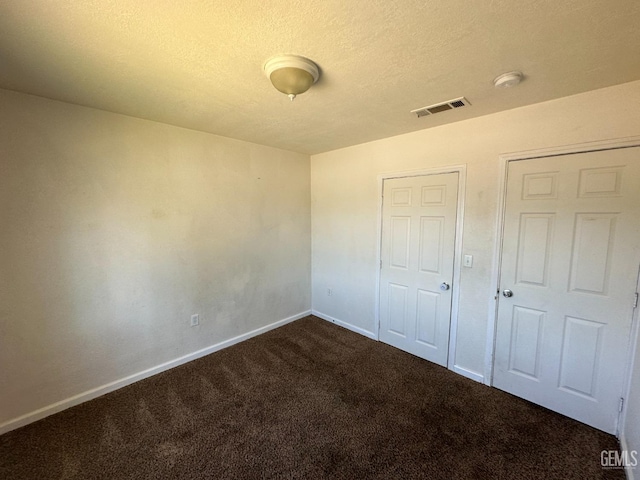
2 79 640 453
310 80 640 440
0 89 311 427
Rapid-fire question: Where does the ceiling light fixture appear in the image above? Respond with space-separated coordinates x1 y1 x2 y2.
264 55 320 101
493 71 524 88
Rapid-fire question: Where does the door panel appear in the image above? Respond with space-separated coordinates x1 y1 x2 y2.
388 283 408 336
508 306 544 380
494 147 640 433
390 217 411 269
379 173 459 367
516 214 554 286
569 213 616 294
558 316 603 398
416 289 439 346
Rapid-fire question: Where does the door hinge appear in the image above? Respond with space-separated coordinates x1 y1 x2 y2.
634 292 638 309
619 397 624 413
380 259 383 270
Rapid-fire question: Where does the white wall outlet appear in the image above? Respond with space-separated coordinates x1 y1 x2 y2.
327 288 332 296
190 314 200 327
463 255 473 268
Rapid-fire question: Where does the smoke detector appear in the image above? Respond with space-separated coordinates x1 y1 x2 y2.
493 71 523 88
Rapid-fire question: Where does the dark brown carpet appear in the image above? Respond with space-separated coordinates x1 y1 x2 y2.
1 316 624 479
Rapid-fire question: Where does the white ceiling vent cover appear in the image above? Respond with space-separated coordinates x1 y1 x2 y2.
411 97 471 118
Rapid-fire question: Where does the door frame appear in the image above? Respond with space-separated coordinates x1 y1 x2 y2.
486 136 640 403
375 165 468 377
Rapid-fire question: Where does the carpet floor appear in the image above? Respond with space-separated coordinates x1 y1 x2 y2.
0 316 624 479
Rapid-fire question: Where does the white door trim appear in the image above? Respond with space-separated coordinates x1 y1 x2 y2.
485 135 640 387
618 265 640 437
375 165 467 376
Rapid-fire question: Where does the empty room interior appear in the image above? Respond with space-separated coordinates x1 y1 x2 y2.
2 1 640 478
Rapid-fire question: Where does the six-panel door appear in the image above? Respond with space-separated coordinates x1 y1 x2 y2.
379 173 459 367
493 148 640 433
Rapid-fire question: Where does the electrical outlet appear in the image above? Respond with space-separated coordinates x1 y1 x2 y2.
190 314 199 327
327 288 332 296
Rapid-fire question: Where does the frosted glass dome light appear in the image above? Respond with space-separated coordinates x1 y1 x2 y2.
264 55 320 101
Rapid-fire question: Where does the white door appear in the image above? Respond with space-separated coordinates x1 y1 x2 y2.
379 173 459 367
494 148 640 433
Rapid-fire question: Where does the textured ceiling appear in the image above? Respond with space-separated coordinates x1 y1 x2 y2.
1 0 639 154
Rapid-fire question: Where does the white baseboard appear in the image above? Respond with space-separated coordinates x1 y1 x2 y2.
452 365 484 383
311 311 485 384
620 434 636 480
0 310 311 436
311 310 376 339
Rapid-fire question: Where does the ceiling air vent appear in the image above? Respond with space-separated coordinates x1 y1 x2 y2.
411 97 470 118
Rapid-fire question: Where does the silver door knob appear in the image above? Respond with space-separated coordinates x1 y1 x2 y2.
440 282 450 291
503 289 513 298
